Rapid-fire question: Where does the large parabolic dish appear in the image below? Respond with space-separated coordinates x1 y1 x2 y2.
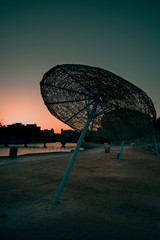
40 64 156 141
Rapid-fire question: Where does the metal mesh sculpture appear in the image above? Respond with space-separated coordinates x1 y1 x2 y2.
40 64 157 204
40 64 156 140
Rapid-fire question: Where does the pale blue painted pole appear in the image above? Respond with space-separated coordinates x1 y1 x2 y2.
118 141 124 163
52 101 98 205
153 131 159 155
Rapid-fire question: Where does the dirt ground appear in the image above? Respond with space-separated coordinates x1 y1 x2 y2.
0 149 160 240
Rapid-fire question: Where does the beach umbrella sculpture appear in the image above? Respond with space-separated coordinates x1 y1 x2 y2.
40 64 158 205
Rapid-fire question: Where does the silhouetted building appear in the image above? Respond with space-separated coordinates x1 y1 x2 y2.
6 123 41 137
43 128 54 137
61 129 75 137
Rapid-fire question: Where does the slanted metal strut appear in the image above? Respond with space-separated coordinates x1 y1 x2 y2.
118 141 124 163
53 100 98 205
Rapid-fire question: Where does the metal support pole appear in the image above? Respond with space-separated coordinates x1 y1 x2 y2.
153 131 159 155
118 141 124 163
52 101 98 205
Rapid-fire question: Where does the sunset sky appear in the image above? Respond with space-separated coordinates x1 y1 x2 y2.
0 0 160 133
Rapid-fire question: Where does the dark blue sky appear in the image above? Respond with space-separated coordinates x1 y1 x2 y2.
0 0 160 131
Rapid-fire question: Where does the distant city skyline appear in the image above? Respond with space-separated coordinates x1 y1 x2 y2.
3 121 60 132
0 0 160 133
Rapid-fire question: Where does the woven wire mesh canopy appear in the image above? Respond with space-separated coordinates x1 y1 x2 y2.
40 64 156 141
40 64 157 205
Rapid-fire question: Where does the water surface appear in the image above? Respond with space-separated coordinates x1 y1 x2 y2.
0 142 83 157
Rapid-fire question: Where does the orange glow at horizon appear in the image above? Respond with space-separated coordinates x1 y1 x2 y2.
1 79 160 134
1 85 160 133
0 86 72 134
1 87 160 133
